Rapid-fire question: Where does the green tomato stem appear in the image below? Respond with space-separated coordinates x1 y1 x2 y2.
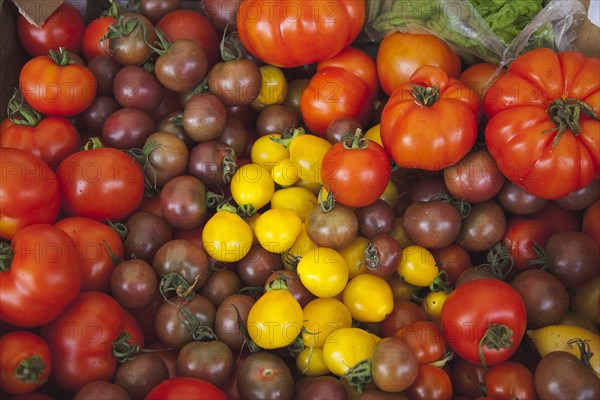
411 84 441 107
0 242 14 272
546 98 600 146
15 355 47 384
7 90 42 126
478 323 514 368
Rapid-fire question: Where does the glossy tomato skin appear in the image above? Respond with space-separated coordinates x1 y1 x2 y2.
17 3 85 57
56 147 145 221
146 377 228 400
380 66 480 171
484 48 600 199
237 0 365 68
41 291 144 394
0 224 81 327
55 217 124 292
0 331 51 395
82 16 115 61
441 279 527 367
0 117 81 169
19 55 97 117
0 148 60 240
321 136 391 208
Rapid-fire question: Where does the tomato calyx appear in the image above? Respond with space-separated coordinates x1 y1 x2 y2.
205 190 226 209
363 242 380 271
341 129 369 150
160 272 200 303
481 243 514 280
101 0 121 18
411 84 441 107
0 242 14 272
7 90 42 126
567 338 595 370
546 98 600 146
429 271 452 294
125 140 163 196
428 351 455 368
147 28 172 55
111 332 145 363
101 14 148 50
106 219 128 241
15 355 47 384
478 323 514 368
179 305 219 341
319 188 336 213
47 47 76 66
221 147 237 184
220 24 244 61
270 127 305 149
342 359 372 394
431 193 472 219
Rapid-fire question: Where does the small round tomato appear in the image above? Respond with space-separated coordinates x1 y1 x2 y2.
0 331 51 395
283 224 318 269
405 364 453 400
250 134 290 171
342 273 394 323
339 236 370 278
252 65 288 110
422 290 448 321
394 321 447 364
146 377 228 400
270 186 317 221
297 247 349 298
230 163 274 212
247 288 304 349
295 347 330 377
322 327 378 377
254 208 302 254
271 158 301 187
485 361 536 400
202 205 253 262
397 245 440 287
288 130 332 184
82 6 117 62
302 297 353 348
0 148 60 240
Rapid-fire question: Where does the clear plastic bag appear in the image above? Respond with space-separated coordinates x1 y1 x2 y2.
364 0 587 66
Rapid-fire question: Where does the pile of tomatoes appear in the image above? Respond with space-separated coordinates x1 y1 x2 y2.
1 0 599 399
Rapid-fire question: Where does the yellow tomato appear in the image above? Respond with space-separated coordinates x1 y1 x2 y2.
202 207 253 262
252 65 288 111
322 327 378 377
250 134 289 171
270 186 317 222
295 346 329 376
397 245 439 287
297 247 349 298
230 163 274 212
364 123 382 146
289 133 331 184
379 179 399 209
283 224 317 269
244 211 261 245
302 297 353 348
422 290 448 321
342 274 394 323
390 216 414 249
339 236 370 278
254 208 302 254
294 177 322 196
271 158 301 186
247 289 303 349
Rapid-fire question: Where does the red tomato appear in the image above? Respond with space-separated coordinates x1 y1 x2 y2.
300 67 371 136
0 331 51 395
394 320 447 364
485 361 537 400
156 9 220 67
321 132 391 207
377 32 461 96
16 3 85 57
459 63 506 101
41 291 144 393
405 364 453 400
0 224 81 327
19 49 97 117
56 146 145 221
0 116 81 169
55 217 125 292
82 16 115 61
380 65 480 170
0 148 60 240
503 202 580 270
484 48 600 199
145 377 228 400
236 0 365 68
441 279 526 367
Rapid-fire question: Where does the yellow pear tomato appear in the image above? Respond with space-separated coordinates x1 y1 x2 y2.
397 245 439 287
422 290 448 321
302 297 353 348
339 236 370 278
254 208 302 254
297 247 349 298
230 163 274 212
252 65 288 111
342 273 394 323
288 131 331 184
270 186 317 222
202 205 253 262
271 158 301 186
322 327 378 377
296 346 329 376
247 288 303 349
250 134 289 171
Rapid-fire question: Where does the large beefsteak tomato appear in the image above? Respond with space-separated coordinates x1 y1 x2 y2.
484 48 599 199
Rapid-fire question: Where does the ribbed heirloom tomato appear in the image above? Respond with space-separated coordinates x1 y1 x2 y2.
484 47 600 199
380 65 480 171
236 0 366 68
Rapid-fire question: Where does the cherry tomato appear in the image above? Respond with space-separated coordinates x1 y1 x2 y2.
302 297 353 348
322 327 378 377
342 273 394 323
297 247 349 298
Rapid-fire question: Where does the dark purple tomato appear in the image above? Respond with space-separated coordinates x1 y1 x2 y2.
86 55 121 96
113 64 164 111
305 203 358 250
208 59 262 106
200 269 243 308
183 93 227 142
356 199 396 240
153 239 211 290
102 107 156 149
236 244 283 287
159 175 208 230
155 39 208 93
145 131 189 187
255 104 299 136
124 211 173 263
140 0 183 24
76 95 120 137
444 149 505 203
545 231 600 288
114 353 169 400
176 340 234 387
455 200 506 252
403 200 462 249
215 293 256 351
236 352 295 400
110 258 158 309
188 140 238 189
325 116 362 144
496 180 547 215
